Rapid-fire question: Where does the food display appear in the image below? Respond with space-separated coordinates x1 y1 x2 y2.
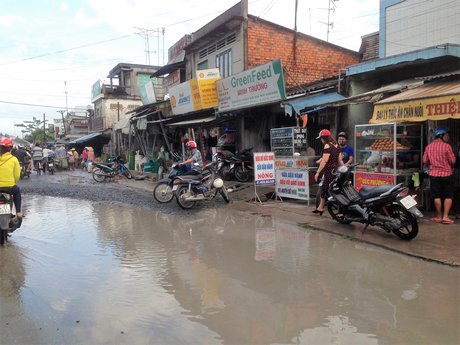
368 139 410 151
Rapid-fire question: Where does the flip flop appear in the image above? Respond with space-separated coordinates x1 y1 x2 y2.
441 219 454 225
430 217 442 223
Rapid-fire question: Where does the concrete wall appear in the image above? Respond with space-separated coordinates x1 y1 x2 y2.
382 0 460 57
247 17 360 88
100 98 142 129
188 28 245 80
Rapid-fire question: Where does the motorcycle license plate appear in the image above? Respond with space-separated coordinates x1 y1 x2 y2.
400 195 417 209
172 185 178 191
0 204 11 215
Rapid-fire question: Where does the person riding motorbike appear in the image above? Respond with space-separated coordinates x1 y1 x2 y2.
178 140 203 175
0 137 23 227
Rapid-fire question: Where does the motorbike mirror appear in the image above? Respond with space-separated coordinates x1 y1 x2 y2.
193 163 200 166
337 166 348 173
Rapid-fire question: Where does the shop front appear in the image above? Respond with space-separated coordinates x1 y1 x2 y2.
354 79 460 207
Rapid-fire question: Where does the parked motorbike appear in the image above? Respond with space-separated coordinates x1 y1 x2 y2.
217 148 253 182
327 164 422 240
173 162 230 209
92 156 133 182
0 191 20 245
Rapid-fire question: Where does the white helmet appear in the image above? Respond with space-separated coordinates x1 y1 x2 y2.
213 178 224 189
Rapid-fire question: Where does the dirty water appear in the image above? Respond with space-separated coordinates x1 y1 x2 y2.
0 196 458 345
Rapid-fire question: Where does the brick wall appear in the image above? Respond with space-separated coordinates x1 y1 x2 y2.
247 16 360 88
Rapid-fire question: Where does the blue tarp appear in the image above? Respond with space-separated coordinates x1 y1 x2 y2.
284 92 345 116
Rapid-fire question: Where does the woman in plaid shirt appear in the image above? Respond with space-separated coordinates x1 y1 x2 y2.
423 128 457 224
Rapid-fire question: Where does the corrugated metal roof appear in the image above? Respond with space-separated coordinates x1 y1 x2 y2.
376 80 460 104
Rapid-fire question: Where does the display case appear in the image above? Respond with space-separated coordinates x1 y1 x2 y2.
354 122 423 189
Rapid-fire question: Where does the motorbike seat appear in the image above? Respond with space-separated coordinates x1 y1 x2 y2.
178 174 203 181
358 184 394 200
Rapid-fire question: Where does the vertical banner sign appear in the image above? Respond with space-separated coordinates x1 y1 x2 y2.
254 152 275 186
196 69 220 109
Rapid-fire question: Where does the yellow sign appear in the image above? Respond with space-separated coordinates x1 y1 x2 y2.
196 69 220 109
371 94 460 123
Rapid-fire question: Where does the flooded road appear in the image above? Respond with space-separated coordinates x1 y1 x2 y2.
1 196 458 344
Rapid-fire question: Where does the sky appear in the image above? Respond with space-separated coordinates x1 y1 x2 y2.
0 0 379 137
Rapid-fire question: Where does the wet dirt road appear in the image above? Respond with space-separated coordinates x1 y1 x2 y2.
1 196 459 344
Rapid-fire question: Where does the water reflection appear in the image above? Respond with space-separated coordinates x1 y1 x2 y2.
0 195 458 345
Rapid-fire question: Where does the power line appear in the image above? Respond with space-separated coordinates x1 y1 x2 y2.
0 34 135 67
0 100 82 111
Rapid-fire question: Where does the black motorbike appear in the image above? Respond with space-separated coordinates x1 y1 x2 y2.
173 162 230 209
20 161 31 179
92 156 133 182
217 148 253 182
327 164 422 240
0 191 20 245
47 157 55 175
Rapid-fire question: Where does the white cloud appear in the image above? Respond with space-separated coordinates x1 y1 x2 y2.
74 8 100 27
0 14 22 27
60 2 69 12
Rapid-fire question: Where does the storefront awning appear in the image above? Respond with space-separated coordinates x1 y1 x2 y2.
68 132 109 145
113 117 131 134
151 61 185 78
371 80 460 123
167 116 217 127
284 92 345 116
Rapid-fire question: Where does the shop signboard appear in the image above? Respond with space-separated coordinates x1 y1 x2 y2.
275 157 308 169
217 59 286 112
275 168 309 200
371 93 460 123
196 68 220 109
169 79 202 115
138 74 157 105
354 172 395 190
254 152 275 186
91 80 102 102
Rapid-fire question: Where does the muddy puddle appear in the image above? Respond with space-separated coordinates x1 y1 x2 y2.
0 196 458 344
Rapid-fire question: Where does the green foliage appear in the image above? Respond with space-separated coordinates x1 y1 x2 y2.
24 128 54 143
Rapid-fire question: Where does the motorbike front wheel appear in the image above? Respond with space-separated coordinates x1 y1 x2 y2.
153 182 174 203
327 201 352 224
176 185 196 209
389 204 418 240
92 168 107 182
234 165 250 182
123 169 133 179
219 186 230 203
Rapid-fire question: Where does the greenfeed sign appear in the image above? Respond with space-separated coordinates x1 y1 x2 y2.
217 59 286 112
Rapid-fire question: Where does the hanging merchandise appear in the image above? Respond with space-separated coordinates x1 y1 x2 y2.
301 114 308 128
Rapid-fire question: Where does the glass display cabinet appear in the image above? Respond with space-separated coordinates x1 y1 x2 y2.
354 123 423 190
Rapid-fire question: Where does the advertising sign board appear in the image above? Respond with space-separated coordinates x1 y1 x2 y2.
196 68 220 109
275 168 310 200
169 79 202 115
254 152 275 186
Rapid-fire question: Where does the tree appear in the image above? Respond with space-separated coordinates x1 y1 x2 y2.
23 128 54 144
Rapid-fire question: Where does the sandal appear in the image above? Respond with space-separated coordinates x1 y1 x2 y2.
430 217 442 223
441 219 454 225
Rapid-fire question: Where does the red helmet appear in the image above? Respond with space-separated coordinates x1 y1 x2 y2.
0 137 13 147
186 140 197 149
316 129 332 139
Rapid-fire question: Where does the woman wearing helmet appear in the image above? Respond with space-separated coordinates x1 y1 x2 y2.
179 140 203 175
423 128 456 224
0 137 23 226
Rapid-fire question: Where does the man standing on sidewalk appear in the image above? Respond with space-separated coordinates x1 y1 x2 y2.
423 128 456 224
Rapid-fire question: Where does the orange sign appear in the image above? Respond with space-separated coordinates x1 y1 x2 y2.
355 172 394 190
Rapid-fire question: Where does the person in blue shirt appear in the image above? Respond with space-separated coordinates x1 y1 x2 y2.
337 132 354 166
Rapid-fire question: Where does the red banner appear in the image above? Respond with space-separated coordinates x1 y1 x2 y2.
355 172 394 190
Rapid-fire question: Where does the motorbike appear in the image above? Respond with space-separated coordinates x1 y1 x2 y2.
217 148 253 182
0 191 20 245
20 161 31 179
92 156 133 182
46 157 55 175
153 154 217 203
326 164 423 240
173 162 230 209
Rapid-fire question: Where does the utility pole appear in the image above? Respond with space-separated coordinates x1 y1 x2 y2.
64 81 68 114
135 27 159 65
43 113 46 144
326 0 337 42
57 110 67 136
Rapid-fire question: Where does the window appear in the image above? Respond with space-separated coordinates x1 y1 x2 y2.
197 60 208 70
216 49 232 78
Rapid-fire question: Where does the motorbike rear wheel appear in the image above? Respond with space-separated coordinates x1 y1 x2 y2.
327 201 352 224
0 229 7 245
92 168 106 182
153 182 174 203
219 186 230 203
234 165 250 182
176 185 196 209
389 204 418 240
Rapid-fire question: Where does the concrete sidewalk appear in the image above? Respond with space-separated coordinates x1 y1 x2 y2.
103 172 460 266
